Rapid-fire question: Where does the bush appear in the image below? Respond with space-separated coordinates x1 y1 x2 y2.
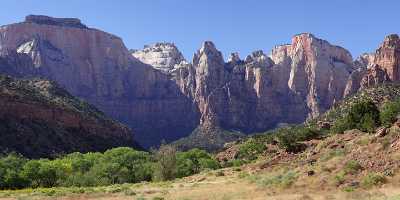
380 99 400 127
237 138 266 161
0 153 28 189
361 173 386 188
275 128 304 153
332 101 380 133
176 148 219 178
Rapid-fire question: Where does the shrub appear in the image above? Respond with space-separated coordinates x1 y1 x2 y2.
343 160 362 175
361 173 385 188
332 101 380 133
380 99 400 127
225 159 246 167
293 127 321 141
237 138 266 161
0 153 28 189
331 117 351 134
276 129 303 153
334 171 346 185
176 148 219 178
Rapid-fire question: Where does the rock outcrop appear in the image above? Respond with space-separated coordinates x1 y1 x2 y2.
347 34 400 91
0 15 199 148
0 75 134 158
374 34 400 81
168 33 353 141
131 43 186 73
270 33 354 118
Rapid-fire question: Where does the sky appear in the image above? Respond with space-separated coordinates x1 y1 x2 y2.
1 0 399 60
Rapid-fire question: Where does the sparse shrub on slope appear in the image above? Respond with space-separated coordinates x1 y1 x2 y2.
237 138 266 161
380 99 400 127
275 126 320 153
361 173 386 188
331 100 380 134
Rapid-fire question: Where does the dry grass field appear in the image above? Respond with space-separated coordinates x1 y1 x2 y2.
1 167 400 200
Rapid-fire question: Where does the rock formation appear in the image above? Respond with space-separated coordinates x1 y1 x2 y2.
346 34 400 91
270 33 354 118
1 15 399 150
131 43 186 73
0 75 134 158
0 15 199 148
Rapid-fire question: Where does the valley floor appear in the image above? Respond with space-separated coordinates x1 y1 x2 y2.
1 169 400 200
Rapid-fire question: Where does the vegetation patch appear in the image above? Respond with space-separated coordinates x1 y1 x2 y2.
248 170 298 188
361 173 386 188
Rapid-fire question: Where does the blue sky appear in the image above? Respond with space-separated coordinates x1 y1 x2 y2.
1 0 399 60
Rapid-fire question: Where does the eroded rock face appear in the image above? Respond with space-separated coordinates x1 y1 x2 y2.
168 33 352 136
3 15 398 150
350 34 400 90
270 33 354 118
0 15 199 148
374 34 400 81
131 43 185 73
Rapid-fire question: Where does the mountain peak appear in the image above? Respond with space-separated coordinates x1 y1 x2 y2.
131 42 186 73
382 34 400 48
24 15 88 29
200 41 219 54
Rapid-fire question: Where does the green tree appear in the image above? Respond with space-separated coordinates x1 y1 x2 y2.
0 153 28 189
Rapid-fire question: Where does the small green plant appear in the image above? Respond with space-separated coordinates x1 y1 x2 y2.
343 160 362 175
334 171 346 185
320 149 345 162
361 173 385 188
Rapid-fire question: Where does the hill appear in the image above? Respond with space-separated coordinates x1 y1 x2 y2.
0 75 136 158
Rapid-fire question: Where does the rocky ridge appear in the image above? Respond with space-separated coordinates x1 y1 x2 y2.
0 75 134 158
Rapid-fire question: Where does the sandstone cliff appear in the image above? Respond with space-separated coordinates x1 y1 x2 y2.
0 15 199 148
2 15 399 150
345 34 400 91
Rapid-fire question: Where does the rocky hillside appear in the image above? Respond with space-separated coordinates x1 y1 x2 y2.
0 75 135 158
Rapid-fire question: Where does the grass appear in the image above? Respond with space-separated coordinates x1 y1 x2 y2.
361 173 386 188
247 170 298 188
343 160 362 175
320 149 345 162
